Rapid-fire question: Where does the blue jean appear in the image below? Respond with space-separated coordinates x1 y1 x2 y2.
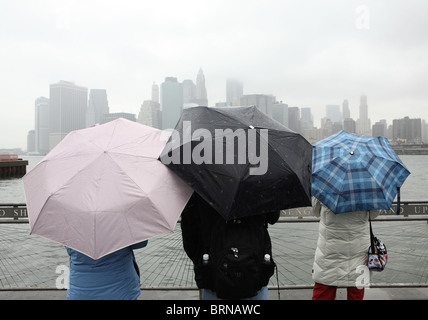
202 286 268 300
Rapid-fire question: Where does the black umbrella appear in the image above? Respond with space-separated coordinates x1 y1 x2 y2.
159 106 312 220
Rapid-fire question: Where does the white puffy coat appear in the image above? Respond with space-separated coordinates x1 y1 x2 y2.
312 197 379 287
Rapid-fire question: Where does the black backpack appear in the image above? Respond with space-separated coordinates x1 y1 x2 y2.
202 214 275 299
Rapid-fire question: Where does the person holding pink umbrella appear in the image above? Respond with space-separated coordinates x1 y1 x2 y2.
66 241 147 300
23 119 193 300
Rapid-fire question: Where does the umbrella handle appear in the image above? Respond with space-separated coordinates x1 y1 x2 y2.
396 187 401 215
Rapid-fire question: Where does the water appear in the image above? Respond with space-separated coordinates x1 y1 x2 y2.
0 155 427 204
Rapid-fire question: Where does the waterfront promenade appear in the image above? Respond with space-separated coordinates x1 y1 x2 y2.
1 217 428 300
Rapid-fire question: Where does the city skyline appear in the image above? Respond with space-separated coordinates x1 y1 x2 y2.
1 1 428 149
24 76 428 154
6 75 428 152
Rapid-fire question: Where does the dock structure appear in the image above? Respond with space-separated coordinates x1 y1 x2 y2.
0 155 28 179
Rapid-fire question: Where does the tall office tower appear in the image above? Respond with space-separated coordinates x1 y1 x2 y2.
272 101 288 127
35 97 50 155
343 118 357 133
357 94 371 136
326 105 342 123
240 94 275 116
342 99 351 120
288 107 301 133
86 89 109 127
226 78 243 106
49 81 88 150
137 100 161 129
300 107 314 132
393 117 422 144
27 130 35 153
372 120 387 137
152 82 160 103
195 68 208 106
161 77 183 130
182 79 196 104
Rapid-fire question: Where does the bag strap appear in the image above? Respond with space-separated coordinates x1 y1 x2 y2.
369 211 375 251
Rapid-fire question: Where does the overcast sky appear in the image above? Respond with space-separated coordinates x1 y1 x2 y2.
1 0 428 150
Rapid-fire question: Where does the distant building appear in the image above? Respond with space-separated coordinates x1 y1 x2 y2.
342 99 350 120
393 117 422 144
326 105 341 123
357 94 371 136
195 68 208 106
35 97 50 155
240 94 275 116
372 120 387 138
300 107 314 133
151 82 159 104
101 112 136 124
272 102 288 127
226 78 243 106
86 89 109 127
343 118 356 133
137 100 161 129
49 81 88 150
161 77 183 130
27 130 35 153
288 107 301 133
182 79 196 104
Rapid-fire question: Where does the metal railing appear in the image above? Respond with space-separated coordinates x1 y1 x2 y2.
1 201 427 294
2 201 427 222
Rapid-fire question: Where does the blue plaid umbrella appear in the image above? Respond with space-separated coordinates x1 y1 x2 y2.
312 131 410 214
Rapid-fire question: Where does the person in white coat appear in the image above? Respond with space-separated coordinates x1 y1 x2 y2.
311 196 379 300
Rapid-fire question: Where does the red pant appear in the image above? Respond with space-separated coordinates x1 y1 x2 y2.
312 282 364 300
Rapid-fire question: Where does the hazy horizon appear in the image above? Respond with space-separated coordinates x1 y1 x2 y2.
1 0 428 149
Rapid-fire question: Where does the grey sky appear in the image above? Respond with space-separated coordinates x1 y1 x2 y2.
1 0 427 149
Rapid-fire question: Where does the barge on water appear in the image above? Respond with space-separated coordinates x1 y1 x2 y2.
0 154 28 179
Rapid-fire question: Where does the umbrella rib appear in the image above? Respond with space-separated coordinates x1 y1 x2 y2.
106 128 162 154
30 152 106 230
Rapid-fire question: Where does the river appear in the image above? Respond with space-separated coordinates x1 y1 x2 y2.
0 155 427 204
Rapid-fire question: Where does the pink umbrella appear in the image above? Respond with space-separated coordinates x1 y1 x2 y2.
23 118 193 259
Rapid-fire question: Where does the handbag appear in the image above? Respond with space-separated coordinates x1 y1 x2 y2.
367 216 388 272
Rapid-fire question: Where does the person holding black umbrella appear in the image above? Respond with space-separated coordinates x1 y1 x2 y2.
165 106 312 299
181 192 280 300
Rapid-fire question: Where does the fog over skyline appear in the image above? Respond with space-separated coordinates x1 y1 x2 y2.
1 0 428 150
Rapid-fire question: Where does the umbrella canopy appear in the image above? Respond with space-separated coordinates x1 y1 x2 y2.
159 106 312 220
312 130 410 214
23 118 193 259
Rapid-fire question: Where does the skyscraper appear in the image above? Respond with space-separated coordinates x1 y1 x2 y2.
161 77 183 130
182 79 196 104
137 100 161 129
240 94 275 116
393 117 422 143
272 101 288 127
342 99 350 120
152 82 159 103
343 118 356 133
326 105 341 123
35 97 50 155
49 81 88 150
300 107 314 132
226 78 243 106
357 94 371 136
288 107 301 133
86 89 109 127
195 68 208 106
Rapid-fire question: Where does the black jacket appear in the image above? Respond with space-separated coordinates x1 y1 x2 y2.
180 193 280 288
